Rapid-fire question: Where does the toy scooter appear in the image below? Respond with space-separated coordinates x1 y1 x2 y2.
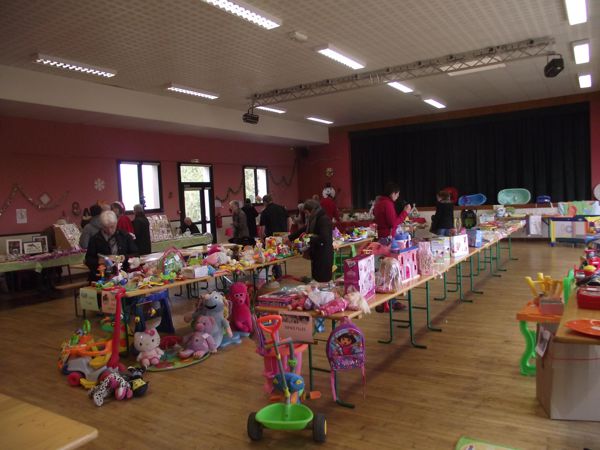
247 315 326 443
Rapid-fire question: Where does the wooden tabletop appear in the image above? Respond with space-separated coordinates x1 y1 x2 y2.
0 393 98 450
555 294 600 345
333 237 374 251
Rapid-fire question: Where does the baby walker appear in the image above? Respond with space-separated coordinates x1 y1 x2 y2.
247 315 327 443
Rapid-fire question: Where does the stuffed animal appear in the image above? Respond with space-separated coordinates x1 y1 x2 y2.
228 282 253 333
318 298 348 316
203 251 231 267
179 316 217 359
344 291 371 314
194 291 232 348
89 370 132 407
134 328 164 368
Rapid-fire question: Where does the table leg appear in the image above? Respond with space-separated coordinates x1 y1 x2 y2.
469 256 484 295
434 272 448 301
414 281 442 331
406 291 426 349
378 300 395 344
457 262 469 302
496 241 507 272
519 321 536 376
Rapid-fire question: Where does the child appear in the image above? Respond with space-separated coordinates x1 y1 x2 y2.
430 190 454 236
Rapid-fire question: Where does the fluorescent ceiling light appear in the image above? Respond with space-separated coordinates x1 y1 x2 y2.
447 63 506 76
387 82 414 93
167 83 219 99
578 74 592 89
201 0 281 30
33 53 116 78
315 45 364 70
565 0 587 25
423 98 446 109
572 41 590 64
256 106 286 114
306 116 334 125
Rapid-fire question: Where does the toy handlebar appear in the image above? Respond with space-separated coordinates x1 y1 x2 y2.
257 315 282 336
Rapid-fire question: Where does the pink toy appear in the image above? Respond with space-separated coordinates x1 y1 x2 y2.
396 246 419 283
345 291 371 314
287 295 311 311
344 254 376 299
318 298 348 316
134 328 164 368
228 282 253 333
179 316 217 359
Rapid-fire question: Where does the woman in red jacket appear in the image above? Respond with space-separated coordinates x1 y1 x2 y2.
373 182 411 243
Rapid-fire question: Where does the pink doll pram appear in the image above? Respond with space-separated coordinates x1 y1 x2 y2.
252 314 308 393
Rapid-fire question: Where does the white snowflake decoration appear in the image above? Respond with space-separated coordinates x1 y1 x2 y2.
94 178 106 191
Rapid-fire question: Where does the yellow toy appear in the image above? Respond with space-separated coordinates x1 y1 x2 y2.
524 272 563 304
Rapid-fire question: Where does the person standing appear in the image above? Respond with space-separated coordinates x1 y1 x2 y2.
79 204 103 249
259 194 289 236
111 201 134 234
132 204 152 255
430 190 455 236
229 200 251 244
373 182 411 243
320 192 340 223
241 198 259 238
289 199 333 282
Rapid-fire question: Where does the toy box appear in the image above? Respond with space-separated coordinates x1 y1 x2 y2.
450 234 469 257
344 254 375 299
466 229 483 247
417 241 434 276
396 246 419 283
256 290 303 308
181 265 209 279
430 237 450 261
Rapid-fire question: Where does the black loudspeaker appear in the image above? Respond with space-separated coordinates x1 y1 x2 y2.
544 56 564 78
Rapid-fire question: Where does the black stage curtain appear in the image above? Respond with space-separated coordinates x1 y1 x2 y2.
350 102 590 208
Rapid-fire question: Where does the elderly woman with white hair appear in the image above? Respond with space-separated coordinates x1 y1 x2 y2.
85 210 139 280
229 200 252 245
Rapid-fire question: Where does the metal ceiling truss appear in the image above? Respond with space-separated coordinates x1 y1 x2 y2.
250 37 555 107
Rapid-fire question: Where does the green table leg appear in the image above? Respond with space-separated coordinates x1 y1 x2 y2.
423 281 441 331
496 241 507 272
405 291 427 349
457 262 469 302
519 321 536 376
508 235 518 260
478 249 485 272
378 300 395 344
469 256 484 295
434 272 448 301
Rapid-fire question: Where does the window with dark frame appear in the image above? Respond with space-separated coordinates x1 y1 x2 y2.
244 166 268 204
117 161 163 212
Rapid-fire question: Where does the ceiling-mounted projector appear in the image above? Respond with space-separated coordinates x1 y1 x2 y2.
243 108 259 124
544 55 564 78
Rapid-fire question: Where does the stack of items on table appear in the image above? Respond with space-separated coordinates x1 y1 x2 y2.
331 226 377 246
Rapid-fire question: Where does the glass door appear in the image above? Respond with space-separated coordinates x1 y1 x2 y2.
178 164 215 241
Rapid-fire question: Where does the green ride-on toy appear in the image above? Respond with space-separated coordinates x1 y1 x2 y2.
247 315 327 443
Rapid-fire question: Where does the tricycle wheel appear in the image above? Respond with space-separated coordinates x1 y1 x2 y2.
247 412 263 441
312 413 327 443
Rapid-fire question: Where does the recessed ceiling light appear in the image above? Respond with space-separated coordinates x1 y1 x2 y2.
578 74 592 89
201 0 281 30
387 82 414 93
256 106 286 114
565 0 587 25
315 45 364 70
167 83 219 99
572 40 590 64
423 98 446 109
33 53 116 78
306 116 334 125
447 63 506 76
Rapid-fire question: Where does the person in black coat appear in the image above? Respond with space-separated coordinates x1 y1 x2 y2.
241 198 259 238
259 194 289 237
430 190 455 236
181 217 200 234
132 204 152 255
289 199 333 282
85 211 139 281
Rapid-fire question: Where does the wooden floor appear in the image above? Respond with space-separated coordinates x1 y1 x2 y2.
0 242 598 450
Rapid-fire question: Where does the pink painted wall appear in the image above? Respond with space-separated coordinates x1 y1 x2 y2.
300 92 600 208
0 116 298 234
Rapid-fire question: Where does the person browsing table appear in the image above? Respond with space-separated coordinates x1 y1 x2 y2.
373 181 411 244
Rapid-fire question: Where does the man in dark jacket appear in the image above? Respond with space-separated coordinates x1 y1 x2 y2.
289 199 333 282
85 210 139 281
241 198 259 238
259 194 289 237
132 204 152 255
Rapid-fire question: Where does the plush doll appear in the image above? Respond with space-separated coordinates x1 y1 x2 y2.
344 291 371 314
134 328 164 368
89 370 132 407
194 291 233 348
317 298 348 316
203 251 231 267
179 316 217 359
287 295 311 311
228 282 253 333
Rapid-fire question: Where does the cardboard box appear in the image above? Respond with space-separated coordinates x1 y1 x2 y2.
536 337 600 421
344 254 375 299
430 237 450 260
466 229 483 247
181 265 209 279
450 234 469 257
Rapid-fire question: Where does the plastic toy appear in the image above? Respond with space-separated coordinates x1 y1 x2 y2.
458 194 487 206
193 291 233 348
134 327 164 368
179 316 217 359
497 188 531 205
376 257 402 293
89 366 148 407
536 195 552 204
524 273 564 314
248 315 326 443
397 246 419 283
228 282 253 333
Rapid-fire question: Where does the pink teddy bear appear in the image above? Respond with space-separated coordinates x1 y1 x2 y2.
228 282 253 333
179 316 218 359
134 328 164 368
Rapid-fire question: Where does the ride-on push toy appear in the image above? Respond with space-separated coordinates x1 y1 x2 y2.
247 315 327 443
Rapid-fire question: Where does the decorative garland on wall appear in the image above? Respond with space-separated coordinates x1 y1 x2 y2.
0 183 70 218
215 157 299 203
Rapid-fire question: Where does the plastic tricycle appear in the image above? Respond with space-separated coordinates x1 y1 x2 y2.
247 315 326 443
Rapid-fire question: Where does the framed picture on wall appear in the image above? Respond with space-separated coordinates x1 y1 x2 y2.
33 235 49 253
23 241 43 255
6 239 22 256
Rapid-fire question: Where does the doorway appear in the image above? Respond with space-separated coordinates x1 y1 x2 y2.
177 163 215 241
